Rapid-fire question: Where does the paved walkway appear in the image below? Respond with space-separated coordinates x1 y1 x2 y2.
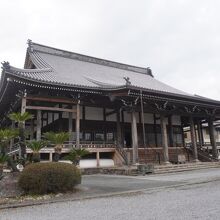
79 167 220 196
1 168 220 220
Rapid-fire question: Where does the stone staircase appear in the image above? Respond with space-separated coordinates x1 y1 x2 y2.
81 162 220 176
184 145 218 162
153 162 220 174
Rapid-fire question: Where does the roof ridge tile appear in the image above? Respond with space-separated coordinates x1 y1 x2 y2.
30 41 152 75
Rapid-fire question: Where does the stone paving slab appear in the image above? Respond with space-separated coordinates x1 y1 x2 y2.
1 168 220 210
3 179 219 220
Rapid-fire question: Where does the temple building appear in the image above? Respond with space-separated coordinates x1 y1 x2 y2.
0 40 220 166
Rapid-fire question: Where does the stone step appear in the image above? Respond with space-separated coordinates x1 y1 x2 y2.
155 165 220 171
154 162 220 169
154 163 220 174
154 167 220 174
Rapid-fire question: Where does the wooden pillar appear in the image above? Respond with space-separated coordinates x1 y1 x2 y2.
20 96 27 159
189 116 198 161
121 110 125 147
200 122 204 146
181 124 185 147
160 114 169 164
208 118 218 159
96 151 100 167
140 91 146 148
49 152 53 162
21 97 26 114
9 121 15 152
76 102 80 148
30 119 34 140
196 120 203 148
52 112 55 122
153 114 158 147
103 108 107 144
21 96 26 130
68 111 73 142
82 106 85 141
116 111 122 147
46 112 49 125
168 115 174 147
36 110 42 141
131 111 138 164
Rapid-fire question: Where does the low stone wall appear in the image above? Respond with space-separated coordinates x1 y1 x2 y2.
125 147 194 164
81 166 138 176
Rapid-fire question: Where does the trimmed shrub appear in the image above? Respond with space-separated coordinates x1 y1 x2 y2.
18 162 81 194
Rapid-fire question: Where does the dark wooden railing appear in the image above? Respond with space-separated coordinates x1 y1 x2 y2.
48 141 117 149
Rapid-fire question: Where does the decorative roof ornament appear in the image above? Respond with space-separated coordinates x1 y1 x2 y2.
123 76 131 86
27 39 34 52
155 101 168 111
205 108 216 116
1 61 10 70
146 67 153 76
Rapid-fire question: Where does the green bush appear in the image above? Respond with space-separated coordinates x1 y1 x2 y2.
18 162 81 194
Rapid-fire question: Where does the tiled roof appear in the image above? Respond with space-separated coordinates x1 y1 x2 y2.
1 41 218 104
5 41 197 97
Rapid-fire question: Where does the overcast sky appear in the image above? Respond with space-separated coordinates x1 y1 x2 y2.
0 0 220 100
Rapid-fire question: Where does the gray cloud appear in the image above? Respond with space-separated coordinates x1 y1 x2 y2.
0 0 220 100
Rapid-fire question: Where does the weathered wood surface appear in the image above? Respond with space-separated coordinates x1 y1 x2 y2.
189 116 198 161
160 114 169 163
26 96 77 104
26 105 76 113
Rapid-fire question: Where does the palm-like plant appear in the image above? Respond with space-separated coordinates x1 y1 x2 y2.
9 112 33 158
26 140 47 162
0 153 9 177
65 148 89 165
0 129 19 155
0 154 9 164
0 129 19 172
44 132 69 162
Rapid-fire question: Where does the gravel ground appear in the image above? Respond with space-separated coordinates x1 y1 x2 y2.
1 176 220 220
0 173 22 198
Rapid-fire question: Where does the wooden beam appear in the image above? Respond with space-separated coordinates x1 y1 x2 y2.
105 110 117 117
108 91 129 97
26 106 77 113
26 96 77 104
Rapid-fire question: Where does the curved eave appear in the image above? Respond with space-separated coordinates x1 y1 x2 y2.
129 85 220 107
5 70 123 94
2 64 220 109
